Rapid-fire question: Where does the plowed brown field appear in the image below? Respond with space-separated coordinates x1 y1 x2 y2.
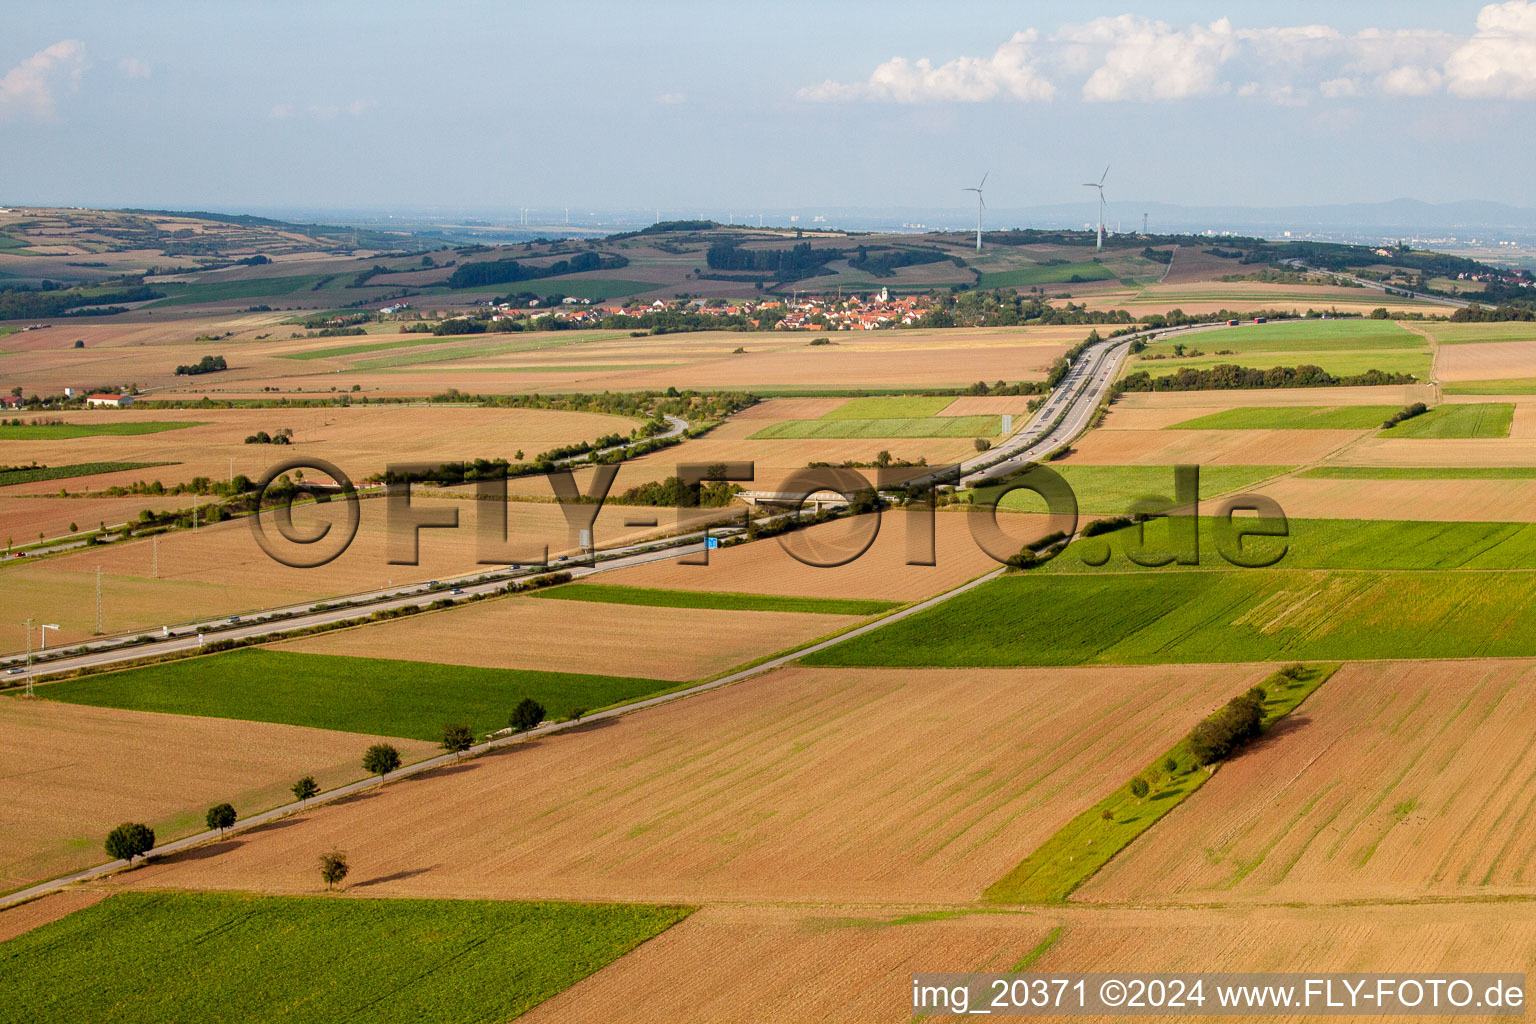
1438 340 1536 382
0 698 433 889
277 595 861 680
1253 476 1536 521
107 663 1267 904
1080 659 1536 906
1062 429 1357 466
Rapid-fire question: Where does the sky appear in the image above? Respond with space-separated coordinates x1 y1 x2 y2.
4 1 1536 219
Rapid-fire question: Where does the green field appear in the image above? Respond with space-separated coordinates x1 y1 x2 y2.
1443 379 1536 395
1168 406 1401 430
0 891 690 1024
977 263 1115 288
0 421 200 440
350 332 617 371
979 465 1293 515
1382 403 1513 438
38 648 671 740
751 415 999 439
1421 322 1536 345
1297 466 1536 480
984 665 1336 903
0 461 171 486
148 273 337 307
804 567 1536 667
1132 319 1431 379
533 583 898 616
824 395 956 419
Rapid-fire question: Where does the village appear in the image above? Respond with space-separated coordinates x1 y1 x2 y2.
482 285 932 331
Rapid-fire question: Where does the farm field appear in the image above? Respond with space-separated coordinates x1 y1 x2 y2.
1436 340 1536 382
1166 405 1400 430
982 464 1294 516
523 901 1536 1023
276 592 864 681
750 414 1000 439
1252 473 1536 521
0 420 199 440
0 461 169 487
1417 322 1536 345
594 509 1009 602
1382 402 1513 438
37 648 672 740
0 492 199 549
0 496 725 647
806 566 1536 666
0 891 689 1024
1057 427 1355 465
1443 378 1536 395
0 404 643 495
1128 318 1432 379
98 663 1269 905
531 582 898 616
1079 658 1536 906
0 695 435 889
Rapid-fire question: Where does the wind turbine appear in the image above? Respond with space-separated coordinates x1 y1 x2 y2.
962 172 987 252
1083 165 1108 251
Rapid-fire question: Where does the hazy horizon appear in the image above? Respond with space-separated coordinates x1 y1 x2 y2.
7 1 1536 215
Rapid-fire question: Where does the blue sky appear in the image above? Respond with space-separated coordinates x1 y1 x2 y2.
4 1 1535 215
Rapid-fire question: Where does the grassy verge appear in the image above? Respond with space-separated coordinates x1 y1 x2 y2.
532 583 898 616
0 421 200 440
984 664 1337 903
0 890 691 1024
34 648 671 741
0 461 172 486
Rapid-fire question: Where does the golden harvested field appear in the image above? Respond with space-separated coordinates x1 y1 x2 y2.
1079 659 1536 906
0 496 726 646
1079 281 1449 317
1437 340 1536 382
277 595 862 681
527 902 1536 1023
1327 437 1536 468
1060 428 1358 466
107 663 1269 904
936 394 1038 416
180 326 1081 397
522 904 1057 1024
0 493 198 544
1252 476 1536 521
0 405 641 495
597 509 1006 602
0 697 434 889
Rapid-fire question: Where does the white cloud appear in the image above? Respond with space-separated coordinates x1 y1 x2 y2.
655 92 685 105
345 98 374 116
798 30 1054 103
117 57 151 79
0 39 86 121
268 103 295 119
1445 0 1536 98
798 5 1536 106
1056 15 1237 101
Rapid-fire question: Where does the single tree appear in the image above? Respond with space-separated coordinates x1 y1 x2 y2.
205 802 237 834
1128 777 1150 800
1100 808 1115 821
1162 755 1178 775
566 707 588 723
973 437 991 452
440 722 474 755
105 822 155 863
319 849 349 890
292 775 320 802
363 743 401 778
509 698 546 733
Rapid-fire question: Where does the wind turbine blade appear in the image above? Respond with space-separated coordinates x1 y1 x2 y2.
1100 164 1110 185
980 195 986 208
1082 183 1098 188
979 171 988 189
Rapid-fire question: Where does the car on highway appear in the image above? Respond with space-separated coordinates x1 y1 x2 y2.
5 666 23 675
450 588 465 595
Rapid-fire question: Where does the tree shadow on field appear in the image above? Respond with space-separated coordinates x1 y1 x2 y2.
411 762 479 781
241 815 310 835
1243 714 1312 757
352 865 437 889
328 789 383 809
156 838 243 864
